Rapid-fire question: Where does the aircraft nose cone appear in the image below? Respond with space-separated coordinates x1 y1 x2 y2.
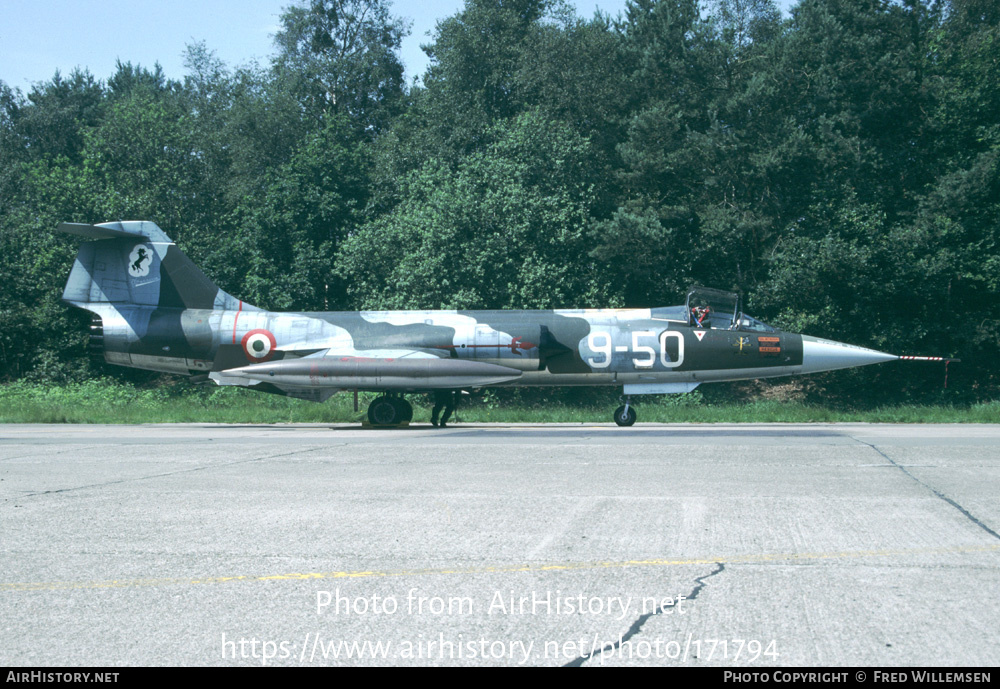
800 335 898 374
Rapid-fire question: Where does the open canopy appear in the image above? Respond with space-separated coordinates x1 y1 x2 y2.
685 286 778 333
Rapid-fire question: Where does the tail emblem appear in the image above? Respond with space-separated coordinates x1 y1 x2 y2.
128 244 152 277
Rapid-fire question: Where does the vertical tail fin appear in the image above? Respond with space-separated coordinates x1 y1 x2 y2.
59 221 243 311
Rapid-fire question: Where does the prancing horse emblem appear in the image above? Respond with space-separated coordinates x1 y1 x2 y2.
128 244 152 277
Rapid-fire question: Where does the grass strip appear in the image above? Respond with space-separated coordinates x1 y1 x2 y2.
1 380 997 424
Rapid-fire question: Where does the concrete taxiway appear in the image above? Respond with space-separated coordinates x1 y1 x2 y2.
1 423 999 666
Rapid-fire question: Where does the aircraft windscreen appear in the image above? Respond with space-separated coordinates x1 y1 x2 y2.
736 314 778 333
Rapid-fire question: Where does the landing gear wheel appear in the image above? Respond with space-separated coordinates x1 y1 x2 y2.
368 396 400 426
392 397 413 423
614 405 637 427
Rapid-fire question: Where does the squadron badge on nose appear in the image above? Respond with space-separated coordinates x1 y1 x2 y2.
733 336 752 355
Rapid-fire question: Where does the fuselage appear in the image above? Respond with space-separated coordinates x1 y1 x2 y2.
92 303 830 391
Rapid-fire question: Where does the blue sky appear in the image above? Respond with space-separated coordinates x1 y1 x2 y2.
1 0 641 90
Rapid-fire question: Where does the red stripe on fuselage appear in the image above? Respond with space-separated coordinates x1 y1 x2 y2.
232 300 243 344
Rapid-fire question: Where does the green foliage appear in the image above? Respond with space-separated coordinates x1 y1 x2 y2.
0 379 365 423
274 0 409 137
10 69 105 164
337 109 615 309
229 112 371 311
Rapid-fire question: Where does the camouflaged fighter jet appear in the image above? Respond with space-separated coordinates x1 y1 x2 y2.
59 220 908 426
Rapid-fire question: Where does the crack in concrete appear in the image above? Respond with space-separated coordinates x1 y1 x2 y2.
564 562 726 667
11 446 329 500
853 436 1000 542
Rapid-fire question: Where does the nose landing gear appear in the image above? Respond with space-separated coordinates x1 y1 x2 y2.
613 397 636 426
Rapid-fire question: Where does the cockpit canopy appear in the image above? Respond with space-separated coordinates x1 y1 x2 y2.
685 286 778 333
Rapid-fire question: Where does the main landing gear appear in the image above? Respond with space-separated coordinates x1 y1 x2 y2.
367 394 413 426
613 397 636 427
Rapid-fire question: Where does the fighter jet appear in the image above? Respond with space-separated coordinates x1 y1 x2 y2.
58 220 919 426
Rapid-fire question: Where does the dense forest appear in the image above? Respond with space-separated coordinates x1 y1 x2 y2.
1 0 997 404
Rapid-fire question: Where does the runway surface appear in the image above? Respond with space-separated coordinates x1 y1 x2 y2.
2 422 999 667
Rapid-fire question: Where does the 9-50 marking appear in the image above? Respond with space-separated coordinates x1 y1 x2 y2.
586 330 685 369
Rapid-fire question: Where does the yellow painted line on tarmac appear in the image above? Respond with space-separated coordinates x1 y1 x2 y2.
3 544 998 593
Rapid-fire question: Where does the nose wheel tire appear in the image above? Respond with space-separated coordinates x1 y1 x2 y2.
613 405 637 427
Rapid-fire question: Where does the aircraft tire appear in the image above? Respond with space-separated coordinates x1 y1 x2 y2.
393 397 413 423
613 405 637 427
368 397 400 426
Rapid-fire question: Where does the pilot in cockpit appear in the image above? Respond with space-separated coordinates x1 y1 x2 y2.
691 305 711 327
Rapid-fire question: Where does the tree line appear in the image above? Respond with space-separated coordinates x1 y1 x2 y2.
1 0 997 403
